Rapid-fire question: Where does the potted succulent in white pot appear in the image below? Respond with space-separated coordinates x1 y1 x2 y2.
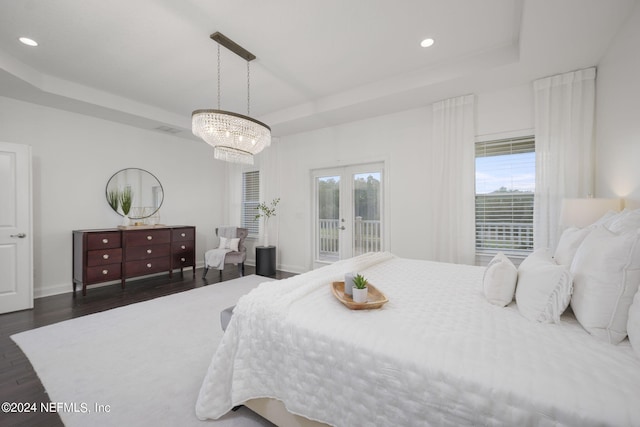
352 274 368 303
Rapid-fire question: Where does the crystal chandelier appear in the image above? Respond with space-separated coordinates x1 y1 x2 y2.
192 32 271 165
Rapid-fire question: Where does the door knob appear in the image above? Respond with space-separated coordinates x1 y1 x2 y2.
10 233 26 238
338 226 346 230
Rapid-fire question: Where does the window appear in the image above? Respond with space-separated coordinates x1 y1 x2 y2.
475 136 535 256
242 171 260 236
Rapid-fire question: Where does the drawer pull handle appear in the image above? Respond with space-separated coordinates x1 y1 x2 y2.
181 233 186 237
147 235 153 240
181 245 186 250
146 263 152 268
181 257 186 262
102 269 108 275
147 249 152 254
102 238 109 244
103 254 109 260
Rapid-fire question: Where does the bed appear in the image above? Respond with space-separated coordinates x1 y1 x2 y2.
195 244 640 426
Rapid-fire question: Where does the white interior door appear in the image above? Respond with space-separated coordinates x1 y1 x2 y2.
313 163 384 268
0 142 33 314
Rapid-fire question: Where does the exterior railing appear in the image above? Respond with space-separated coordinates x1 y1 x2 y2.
475 221 534 252
318 218 381 258
319 218 531 258
353 217 381 255
319 219 340 256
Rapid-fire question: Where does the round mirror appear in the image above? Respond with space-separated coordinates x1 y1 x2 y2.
105 168 164 219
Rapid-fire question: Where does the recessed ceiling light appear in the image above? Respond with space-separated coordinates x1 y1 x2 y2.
420 38 435 48
18 37 38 47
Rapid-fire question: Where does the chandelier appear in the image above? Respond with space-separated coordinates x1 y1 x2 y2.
192 32 271 165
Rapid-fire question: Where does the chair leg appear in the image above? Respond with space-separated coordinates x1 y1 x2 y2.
202 267 209 279
238 263 243 277
219 269 223 281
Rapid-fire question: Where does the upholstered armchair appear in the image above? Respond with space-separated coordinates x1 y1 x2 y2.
203 227 248 280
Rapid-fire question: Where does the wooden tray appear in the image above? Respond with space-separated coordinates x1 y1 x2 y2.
331 281 389 310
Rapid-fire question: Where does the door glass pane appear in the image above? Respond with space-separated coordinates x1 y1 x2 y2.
353 172 381 256
317 176 340 262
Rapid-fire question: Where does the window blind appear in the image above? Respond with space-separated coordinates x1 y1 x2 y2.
475 136 535 255
242 171 260 236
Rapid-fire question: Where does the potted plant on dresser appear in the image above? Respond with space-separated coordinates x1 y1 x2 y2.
119 187 133 226
352 274 368 303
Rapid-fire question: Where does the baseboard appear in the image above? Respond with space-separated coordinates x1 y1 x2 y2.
34 282 71 299
277 263 307 275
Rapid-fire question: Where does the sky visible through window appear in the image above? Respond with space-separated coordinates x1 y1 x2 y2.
475 152 535 194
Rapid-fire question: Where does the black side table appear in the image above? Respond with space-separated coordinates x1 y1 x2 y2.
256 246 276 276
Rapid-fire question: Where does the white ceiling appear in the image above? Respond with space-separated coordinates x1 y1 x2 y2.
0 0 637 139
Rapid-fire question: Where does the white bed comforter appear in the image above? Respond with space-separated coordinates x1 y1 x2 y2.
195 252 640 426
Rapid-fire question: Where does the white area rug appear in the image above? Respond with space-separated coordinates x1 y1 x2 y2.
11 275 276 427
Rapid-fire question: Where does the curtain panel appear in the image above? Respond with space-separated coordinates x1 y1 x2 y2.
429 94 476 265
533 67 596 251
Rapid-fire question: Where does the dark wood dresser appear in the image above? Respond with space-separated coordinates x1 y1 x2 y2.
73 226 195 295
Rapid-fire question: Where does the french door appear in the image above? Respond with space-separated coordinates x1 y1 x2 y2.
0 142 33 314
313 163 384 267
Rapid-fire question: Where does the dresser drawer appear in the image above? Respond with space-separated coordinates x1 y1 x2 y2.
126 243 170 261
125 257 171 278
172 252 195 268
172 227 195 242
87 248 122 266
124 229 171 246
87 231 121 250
86 264 122 283
172 241 194 254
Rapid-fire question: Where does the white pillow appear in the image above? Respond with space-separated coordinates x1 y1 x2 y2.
593 209 621 227
229 238 240 252
628 289 640 359
483 252 517 307
218 237 240 252
515 248 573 323
607 208 640 234
554 227 591 267
570 226 640 344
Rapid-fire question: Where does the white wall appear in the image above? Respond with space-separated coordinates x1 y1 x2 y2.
267 83 534 273
595 3 640 200
0 81 536 295
0 96 226 297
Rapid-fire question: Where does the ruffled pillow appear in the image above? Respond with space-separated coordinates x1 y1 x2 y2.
516 249 573 323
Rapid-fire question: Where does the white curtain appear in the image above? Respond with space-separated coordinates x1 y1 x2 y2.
429 94 476 265
533 68 596 250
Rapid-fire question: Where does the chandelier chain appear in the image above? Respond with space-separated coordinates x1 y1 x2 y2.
247 61 251 116
217 43 221 110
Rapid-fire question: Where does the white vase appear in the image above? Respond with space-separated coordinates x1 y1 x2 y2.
262 219 269 247
352 287 368 303
122 214 130 226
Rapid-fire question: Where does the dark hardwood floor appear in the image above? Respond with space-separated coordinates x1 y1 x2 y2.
0 266 295 427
